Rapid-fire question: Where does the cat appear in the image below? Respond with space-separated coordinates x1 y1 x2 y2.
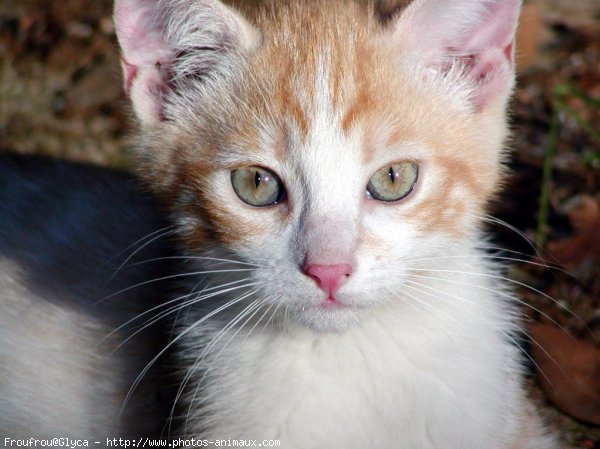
112 0 559 447
0 0 560 447
0 154 176 437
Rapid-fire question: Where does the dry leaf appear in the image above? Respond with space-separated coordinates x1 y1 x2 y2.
547 195 600 267
529 324 600 425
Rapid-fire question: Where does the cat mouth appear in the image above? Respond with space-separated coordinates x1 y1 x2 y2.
319 296 347 309
296 294 362 331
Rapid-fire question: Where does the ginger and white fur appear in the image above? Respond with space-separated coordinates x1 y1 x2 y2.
114 0 558 447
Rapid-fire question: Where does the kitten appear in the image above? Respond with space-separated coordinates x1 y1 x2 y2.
113 0 559 447
0 154 175 438
0 0 559 446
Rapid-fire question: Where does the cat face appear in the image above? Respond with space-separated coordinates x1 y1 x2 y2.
115 0 520 331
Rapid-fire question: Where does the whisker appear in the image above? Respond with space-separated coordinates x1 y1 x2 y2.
474 246 583 283
475 213 540 257
102 225 176 267
400 253 569 275
165 289 261 437
403 273 564 331
120 255 266 270
111 283 260 354
399 287 469 332
243 302 275 344
183 296 265 434
96 268 256 305
260 298 285 335
103 280 255 351
177 294 261 404
475 246 546 261
107 228 178 283
401 280 555 387
406 267 594 338
283 304 292 329
199 298 265 377
168 291 261 435
168 281 203 345
119 288 256 420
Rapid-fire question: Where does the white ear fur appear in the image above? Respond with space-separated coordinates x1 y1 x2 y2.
114 0 260 125
393 0 521 111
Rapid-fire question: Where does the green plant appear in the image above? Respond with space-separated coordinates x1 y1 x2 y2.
536 84 600 247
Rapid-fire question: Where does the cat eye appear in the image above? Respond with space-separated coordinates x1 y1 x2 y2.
366 161 418 202
231 166 285 207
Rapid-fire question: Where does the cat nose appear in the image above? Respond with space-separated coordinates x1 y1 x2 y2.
304 263 352 295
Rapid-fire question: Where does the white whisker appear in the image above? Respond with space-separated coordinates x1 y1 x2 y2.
401 280 556 387
183 296 266 435
406 267 591 333
118 288 257 419
243 302 274 344
399 287 468 332
400 253 570 276
102 225 176 266
107 281 257 353
260 298 284 335
96 268 256 305
403 273 563 331
107 228 178 282
122 255 266 270
475 213 547 260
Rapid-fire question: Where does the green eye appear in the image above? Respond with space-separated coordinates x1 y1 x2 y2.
231 166 285 207
366 161 418 202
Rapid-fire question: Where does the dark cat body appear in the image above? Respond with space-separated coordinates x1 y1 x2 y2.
0 154 173 438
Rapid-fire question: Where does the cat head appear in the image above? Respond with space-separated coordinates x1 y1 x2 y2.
115 0 521 331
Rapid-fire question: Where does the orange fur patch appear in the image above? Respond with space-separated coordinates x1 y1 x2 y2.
137 0 509 249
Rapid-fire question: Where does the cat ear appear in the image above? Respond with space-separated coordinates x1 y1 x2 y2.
114 0 260 125
392 0 521 111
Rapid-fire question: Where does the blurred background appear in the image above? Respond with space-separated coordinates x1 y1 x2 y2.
0 0 599 446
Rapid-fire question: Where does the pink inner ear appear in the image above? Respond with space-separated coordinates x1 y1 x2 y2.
121 59 137 95
115 0 175 122
456 1 520 109
114 0 173 67
114 0 174 97
461 0 520 56
504 41 514 62
468 47 513 110
396 0 520 110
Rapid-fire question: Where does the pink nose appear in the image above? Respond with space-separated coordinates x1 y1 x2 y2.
304 263 352 296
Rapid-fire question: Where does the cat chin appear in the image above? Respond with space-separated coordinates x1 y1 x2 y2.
292 304 364 333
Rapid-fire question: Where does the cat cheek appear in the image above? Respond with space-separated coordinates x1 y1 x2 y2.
359 230 397 258
186 196 269 248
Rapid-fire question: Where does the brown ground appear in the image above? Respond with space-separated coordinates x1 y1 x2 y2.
1 0 599 446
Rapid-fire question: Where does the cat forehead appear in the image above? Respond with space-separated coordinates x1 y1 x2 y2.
211 4 472 163
216 53 462 174
224 57 427 164
159 1 479 169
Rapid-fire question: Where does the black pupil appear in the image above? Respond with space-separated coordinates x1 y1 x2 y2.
388 167 396 183
254 171 261 188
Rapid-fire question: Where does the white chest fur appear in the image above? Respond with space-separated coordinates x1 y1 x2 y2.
182 262 529 449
